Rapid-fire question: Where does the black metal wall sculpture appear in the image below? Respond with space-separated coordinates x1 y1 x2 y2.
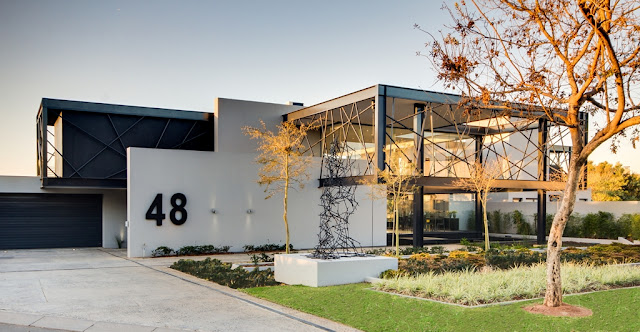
311 140 363 259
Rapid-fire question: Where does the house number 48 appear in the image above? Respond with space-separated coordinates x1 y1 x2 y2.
145 193 187 226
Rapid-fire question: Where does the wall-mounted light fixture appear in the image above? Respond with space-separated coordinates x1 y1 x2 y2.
211 209 217 214
246 209 253 214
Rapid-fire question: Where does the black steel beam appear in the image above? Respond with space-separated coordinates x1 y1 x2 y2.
319 175 564 191
41 98 210 124
44 178 127 189
285 86 378 121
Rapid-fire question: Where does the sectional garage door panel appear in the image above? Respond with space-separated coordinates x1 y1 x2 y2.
0 194 102 249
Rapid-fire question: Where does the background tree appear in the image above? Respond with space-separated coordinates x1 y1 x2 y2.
421 0 640 307
587 161 628 201
243 120 316 254
363 150 419 257
622 172 640 201
454 160 502 252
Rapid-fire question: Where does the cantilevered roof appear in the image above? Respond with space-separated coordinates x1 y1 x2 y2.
39 98 211 125
284 84 552 136
285 84 554 124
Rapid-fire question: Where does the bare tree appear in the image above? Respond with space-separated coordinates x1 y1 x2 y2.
421 0 640 307
362 150 419 257
454 160 502 252
243 120 316 254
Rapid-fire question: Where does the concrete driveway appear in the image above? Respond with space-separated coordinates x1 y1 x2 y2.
0 248 357 332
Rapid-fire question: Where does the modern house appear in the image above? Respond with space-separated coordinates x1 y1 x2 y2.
0 84 580 256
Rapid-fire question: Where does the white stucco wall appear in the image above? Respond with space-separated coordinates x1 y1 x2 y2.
487 200 640 233
214 98 302 153
126 148 386 257
0 175 127 248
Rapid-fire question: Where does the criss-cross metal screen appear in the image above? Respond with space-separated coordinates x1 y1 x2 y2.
37 99 214 188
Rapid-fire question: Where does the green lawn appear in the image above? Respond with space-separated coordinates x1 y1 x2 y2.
243 283 640 331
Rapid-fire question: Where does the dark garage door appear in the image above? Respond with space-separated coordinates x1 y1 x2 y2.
0 194 102 249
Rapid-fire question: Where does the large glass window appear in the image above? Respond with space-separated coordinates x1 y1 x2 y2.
386 192 476 237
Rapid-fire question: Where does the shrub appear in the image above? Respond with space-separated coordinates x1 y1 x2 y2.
365 248 388 255
152 246 174 257
617 213 640 240
429 246 447 255
488 210 508 233
170 258 279 289
243 243 293 252
586 243 640 263
398 251 484 275
448 250 471 259
176 245 231 256
248 252 274 264
398 247 429 255
484 249 545 269
460 238 480 252
511 210 533 235
582 212 616 238
392 244 640 276
152 245 230 257
562 213 583 237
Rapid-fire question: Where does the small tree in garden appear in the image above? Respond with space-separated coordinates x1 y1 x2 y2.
421 0 640 308
243 120 316 254
363 150 419 257
454 160 502 252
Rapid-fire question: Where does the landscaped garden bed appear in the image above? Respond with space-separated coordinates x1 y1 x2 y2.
152 244 231 257
380 243 640 277
363 243 640 306
374 262 640 305
170 258 279 289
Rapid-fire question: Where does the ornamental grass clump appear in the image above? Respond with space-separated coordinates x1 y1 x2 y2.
375 263 640 306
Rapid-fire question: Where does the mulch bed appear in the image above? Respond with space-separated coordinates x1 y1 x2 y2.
523 303 593 317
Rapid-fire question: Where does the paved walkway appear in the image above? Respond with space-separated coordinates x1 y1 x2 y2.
0 248 358 332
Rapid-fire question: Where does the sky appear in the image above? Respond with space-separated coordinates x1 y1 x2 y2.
0 0 636 176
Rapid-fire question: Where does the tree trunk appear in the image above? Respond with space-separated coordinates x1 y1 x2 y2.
284 154 290 254
394 199 400 256
482 194 489 252
543 157 584 307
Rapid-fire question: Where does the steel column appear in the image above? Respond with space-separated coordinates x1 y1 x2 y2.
579 112 589 189
374 86 387 172
40 106 48 188
537 118 548 244
412 104 425 247
474 136 483 233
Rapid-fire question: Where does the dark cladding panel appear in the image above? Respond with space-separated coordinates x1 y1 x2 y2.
48 107 214 186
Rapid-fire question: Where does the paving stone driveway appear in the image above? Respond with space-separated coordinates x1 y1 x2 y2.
0 248 357 332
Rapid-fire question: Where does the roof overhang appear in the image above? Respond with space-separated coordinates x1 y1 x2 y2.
285 84 557 128
39 98 212 126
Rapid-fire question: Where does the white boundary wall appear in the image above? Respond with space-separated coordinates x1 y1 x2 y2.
0 175 127 248
126 148 386 257
487 200 640 233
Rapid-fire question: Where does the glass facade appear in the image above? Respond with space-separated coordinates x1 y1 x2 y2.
288 85 576 246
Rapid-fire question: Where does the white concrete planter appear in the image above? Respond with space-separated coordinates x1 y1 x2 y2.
231 262 274 271
274 253 398 287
